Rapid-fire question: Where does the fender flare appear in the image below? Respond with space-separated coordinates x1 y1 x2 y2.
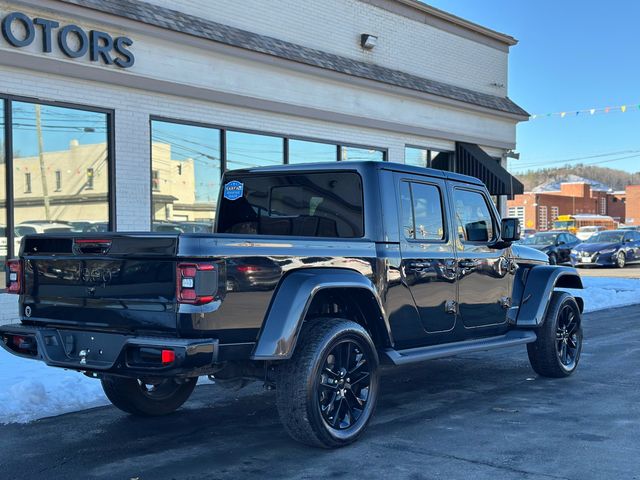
250 268 390 360
515 265 584 327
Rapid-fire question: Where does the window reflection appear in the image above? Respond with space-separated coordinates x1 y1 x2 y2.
151 120 220 233
0 101 6 278
405 147 431 168
288 139 336 164
11 102 110 253
340 146 384 162
226 131 284 171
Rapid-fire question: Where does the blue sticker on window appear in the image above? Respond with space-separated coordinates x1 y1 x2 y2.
224 180 244 201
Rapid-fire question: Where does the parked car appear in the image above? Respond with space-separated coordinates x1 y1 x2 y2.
571 229 640 268
576 225 605 241
619 225 640 232
522 228 537 238
1 162 584 448
518 231 581 265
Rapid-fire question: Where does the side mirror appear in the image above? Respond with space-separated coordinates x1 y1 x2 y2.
557 240 566 246
501 217 521 242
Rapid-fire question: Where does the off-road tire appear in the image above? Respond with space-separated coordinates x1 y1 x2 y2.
527 292 582 378
275 318 379 448
101 376 197 416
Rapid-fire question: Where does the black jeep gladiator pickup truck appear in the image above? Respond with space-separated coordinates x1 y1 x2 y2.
1 161 584 448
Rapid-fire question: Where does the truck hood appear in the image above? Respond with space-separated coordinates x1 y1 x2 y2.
511 244 549 264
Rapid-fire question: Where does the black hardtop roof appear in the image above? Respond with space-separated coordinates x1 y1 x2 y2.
225 161 484 187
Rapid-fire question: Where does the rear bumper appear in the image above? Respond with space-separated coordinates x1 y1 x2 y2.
0 323 220 378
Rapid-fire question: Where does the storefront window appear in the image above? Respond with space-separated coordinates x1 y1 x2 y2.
11 102 110 251
288 139 337 164
405 147 431 168
226 131 284 171
340 146 384 162
0 101 6 279
151 120 221 233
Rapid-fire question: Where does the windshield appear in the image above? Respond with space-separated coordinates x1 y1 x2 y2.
553 221 574 229
587 232 624 243
521 233 558 245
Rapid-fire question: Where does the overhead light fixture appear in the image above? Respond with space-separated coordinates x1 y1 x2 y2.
360 34 378 50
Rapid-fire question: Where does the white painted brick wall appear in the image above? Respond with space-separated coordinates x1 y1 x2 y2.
143 0 509 96
0 65 460 232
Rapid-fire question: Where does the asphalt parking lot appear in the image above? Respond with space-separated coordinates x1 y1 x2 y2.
1 304 639 480
576 263 640 278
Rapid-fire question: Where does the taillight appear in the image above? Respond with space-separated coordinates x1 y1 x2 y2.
176 263 217 305
236 265 261 274
6 259 23 294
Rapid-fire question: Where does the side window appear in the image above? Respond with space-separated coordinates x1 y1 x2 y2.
400 181 445 241
452 189 495 243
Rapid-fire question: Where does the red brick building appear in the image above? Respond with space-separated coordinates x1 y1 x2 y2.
507 180 635 231
626 186 640 225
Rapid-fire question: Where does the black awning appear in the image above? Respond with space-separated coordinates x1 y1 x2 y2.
454 143 524 197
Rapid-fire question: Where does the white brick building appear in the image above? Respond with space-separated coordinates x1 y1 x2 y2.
0 0 527 267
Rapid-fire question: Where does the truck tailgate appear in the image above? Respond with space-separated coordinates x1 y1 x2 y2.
19 234 179 333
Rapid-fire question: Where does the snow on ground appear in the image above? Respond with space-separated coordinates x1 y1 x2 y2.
565 276 640 313
1 276 639 424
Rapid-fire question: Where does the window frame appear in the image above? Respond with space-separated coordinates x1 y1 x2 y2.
399 178 448 244
0 93 116 261
452 186 498 245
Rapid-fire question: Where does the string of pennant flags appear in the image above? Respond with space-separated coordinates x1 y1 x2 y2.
531 103 640 120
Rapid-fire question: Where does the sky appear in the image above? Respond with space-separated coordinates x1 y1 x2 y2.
426 0 640 174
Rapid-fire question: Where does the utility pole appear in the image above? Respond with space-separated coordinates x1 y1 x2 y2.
35 104 51 221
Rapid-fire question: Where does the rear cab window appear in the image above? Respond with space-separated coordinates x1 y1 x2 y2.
216 172 364 238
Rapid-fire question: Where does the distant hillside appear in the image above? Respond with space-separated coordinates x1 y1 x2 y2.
515 164 640 192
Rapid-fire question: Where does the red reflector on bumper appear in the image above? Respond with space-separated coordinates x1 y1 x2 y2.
161 349 175 364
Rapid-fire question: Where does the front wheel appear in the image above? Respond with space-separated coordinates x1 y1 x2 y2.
548 253 558 265
527 292 583 378
101 376 197 416
276 318 379 448
616 251 626 268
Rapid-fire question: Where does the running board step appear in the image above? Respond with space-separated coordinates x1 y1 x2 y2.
384 330 537 365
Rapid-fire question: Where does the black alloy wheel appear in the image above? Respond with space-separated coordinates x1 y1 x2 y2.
275 318 379 448
527 291 583 378
317 339 372 430
555 304 580 370
101 375 197 416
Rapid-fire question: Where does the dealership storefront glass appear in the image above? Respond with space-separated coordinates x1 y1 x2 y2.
0 101 6 273
0 97 112 270
288 139 337 164
150 120 221 233
149 118 386 232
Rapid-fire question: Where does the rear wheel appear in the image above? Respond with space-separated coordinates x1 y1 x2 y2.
527 292 582 378
101 376 197 416
276 318 379 448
